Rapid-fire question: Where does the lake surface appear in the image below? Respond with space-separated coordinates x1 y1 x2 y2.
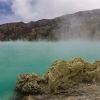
0 40 100 100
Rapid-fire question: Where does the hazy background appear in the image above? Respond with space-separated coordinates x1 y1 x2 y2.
0 0 100 24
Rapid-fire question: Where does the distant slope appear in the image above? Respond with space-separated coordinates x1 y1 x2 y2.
1 9 100 41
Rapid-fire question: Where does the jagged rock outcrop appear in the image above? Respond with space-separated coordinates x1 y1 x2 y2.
16 73 48 94
45 58 100 94
1 9 100 41
16 57 100 96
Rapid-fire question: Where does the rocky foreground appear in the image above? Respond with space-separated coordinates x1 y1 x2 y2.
14 58 100 100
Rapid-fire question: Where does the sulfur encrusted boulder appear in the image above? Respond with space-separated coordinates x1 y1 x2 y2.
45 57 100 94
16 73 48 94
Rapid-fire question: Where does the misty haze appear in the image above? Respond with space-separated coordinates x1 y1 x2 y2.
1 9 100 41
0 0 100 100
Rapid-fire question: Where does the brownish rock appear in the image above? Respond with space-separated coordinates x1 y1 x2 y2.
1 9 100 41
16 57 100 96
16 73 48 94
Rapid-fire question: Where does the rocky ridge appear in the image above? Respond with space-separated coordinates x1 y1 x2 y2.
1 9 100 41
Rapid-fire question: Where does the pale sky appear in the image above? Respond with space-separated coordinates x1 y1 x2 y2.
0 0 100 24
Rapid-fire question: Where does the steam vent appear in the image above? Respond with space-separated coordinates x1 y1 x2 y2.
15 57 100 100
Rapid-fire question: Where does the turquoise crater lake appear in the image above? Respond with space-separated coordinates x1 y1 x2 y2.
0 41 100 100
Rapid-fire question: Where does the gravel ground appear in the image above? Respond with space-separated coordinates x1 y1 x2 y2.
18 83 100 100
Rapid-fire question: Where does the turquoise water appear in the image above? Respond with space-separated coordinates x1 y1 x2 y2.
0 41 100 100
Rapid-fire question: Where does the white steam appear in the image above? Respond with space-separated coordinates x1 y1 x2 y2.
11 0 100 22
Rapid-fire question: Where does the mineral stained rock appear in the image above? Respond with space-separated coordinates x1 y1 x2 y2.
16 73 48 94
45 57 100 94
16 57 100 95
1 9 100 41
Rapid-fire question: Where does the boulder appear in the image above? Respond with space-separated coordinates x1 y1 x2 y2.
16 57 100 94
16 73 48 94
45 57 100 94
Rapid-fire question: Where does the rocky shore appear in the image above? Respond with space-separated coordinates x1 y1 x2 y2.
14 57 100 100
